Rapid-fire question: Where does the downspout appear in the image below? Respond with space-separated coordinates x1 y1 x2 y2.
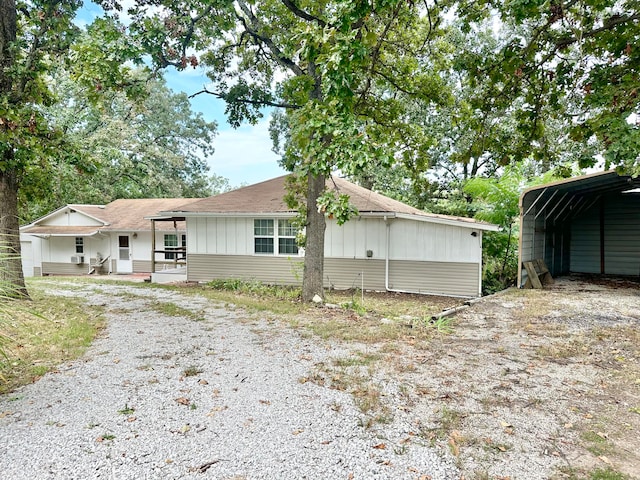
384 216 472 299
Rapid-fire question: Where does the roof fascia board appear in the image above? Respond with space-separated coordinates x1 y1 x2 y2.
154 212 297 218
20 205 73 229
395 212 500 231
21 204 109 229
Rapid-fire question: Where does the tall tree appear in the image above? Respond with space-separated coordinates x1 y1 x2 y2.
456 0 640 174
1 0 82 296
19 69 218 222
114 0 450 301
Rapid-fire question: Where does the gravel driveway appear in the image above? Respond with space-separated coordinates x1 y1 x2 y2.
0 282 458 479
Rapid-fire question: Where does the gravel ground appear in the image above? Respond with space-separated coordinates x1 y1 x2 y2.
0 282 459 480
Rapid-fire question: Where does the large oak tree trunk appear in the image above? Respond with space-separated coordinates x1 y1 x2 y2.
0 0 27 297
302 173 326 302
0 162 28 297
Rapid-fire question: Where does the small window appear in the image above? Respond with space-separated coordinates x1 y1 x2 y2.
254 219 274 254
278 237 298 254
75 237 84 254
164 234 178 260
278 220 298 255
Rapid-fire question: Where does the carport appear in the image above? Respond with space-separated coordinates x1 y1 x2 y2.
518 171 640 287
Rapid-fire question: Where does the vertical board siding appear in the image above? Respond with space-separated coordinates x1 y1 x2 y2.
603 195 640 275
389 219 481 263
570 194 640 275
570 207 601 273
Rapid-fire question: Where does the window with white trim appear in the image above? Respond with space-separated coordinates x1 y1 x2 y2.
253 219 299 255
75 237 84 254
278 220 299 255
254 219 274 254
164 234 184 260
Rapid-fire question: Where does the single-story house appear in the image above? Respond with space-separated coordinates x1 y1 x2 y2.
153 175 500 297
518 170 640 287
20 198 194 277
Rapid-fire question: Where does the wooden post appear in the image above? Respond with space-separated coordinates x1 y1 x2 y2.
151 219 156 273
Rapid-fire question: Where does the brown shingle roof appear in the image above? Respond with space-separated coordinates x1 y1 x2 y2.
175 175 424 214
171 175 494 228
175 176 294 213
22 198 194 234
95 199 193 231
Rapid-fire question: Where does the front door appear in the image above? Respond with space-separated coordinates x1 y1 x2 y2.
117 235 133 273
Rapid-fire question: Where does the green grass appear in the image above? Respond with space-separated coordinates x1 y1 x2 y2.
0 281 106 393
118 404 135 415
581 430 613 457
148 301 205 321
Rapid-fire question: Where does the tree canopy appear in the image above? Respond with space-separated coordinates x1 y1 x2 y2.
2 0 639 298
19 68 218 222
109 0 453 300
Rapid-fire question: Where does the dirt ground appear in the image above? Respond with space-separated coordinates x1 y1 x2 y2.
13 274 638 479
325 275 640 479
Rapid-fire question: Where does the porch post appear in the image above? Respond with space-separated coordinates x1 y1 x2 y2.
151 219 156 274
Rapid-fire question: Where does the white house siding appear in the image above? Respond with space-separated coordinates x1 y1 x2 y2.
388 219 482 263
45 210 104 227
186 215 483 296
36 236 108 266
189 217 252 255
20 241 34 278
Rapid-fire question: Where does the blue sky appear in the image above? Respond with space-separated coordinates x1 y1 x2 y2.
163 69 287 188
77 3 287 188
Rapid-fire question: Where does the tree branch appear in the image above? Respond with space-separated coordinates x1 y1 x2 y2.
280 0 326 27
236 0 305 77
189 86 302 109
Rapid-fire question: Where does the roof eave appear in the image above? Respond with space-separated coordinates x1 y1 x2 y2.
395 212 500 231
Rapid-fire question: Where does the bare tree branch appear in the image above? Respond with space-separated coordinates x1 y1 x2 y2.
189 86 302 109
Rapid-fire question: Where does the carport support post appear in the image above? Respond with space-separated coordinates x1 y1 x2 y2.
600 199 605 274
151 219 156 274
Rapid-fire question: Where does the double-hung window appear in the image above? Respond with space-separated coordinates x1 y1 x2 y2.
254 219 299 255
254 219 274 254
164 233 187 260
75 237 84 254
278 220 298 255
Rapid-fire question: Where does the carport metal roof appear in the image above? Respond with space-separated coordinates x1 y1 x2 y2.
518 170 640 286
